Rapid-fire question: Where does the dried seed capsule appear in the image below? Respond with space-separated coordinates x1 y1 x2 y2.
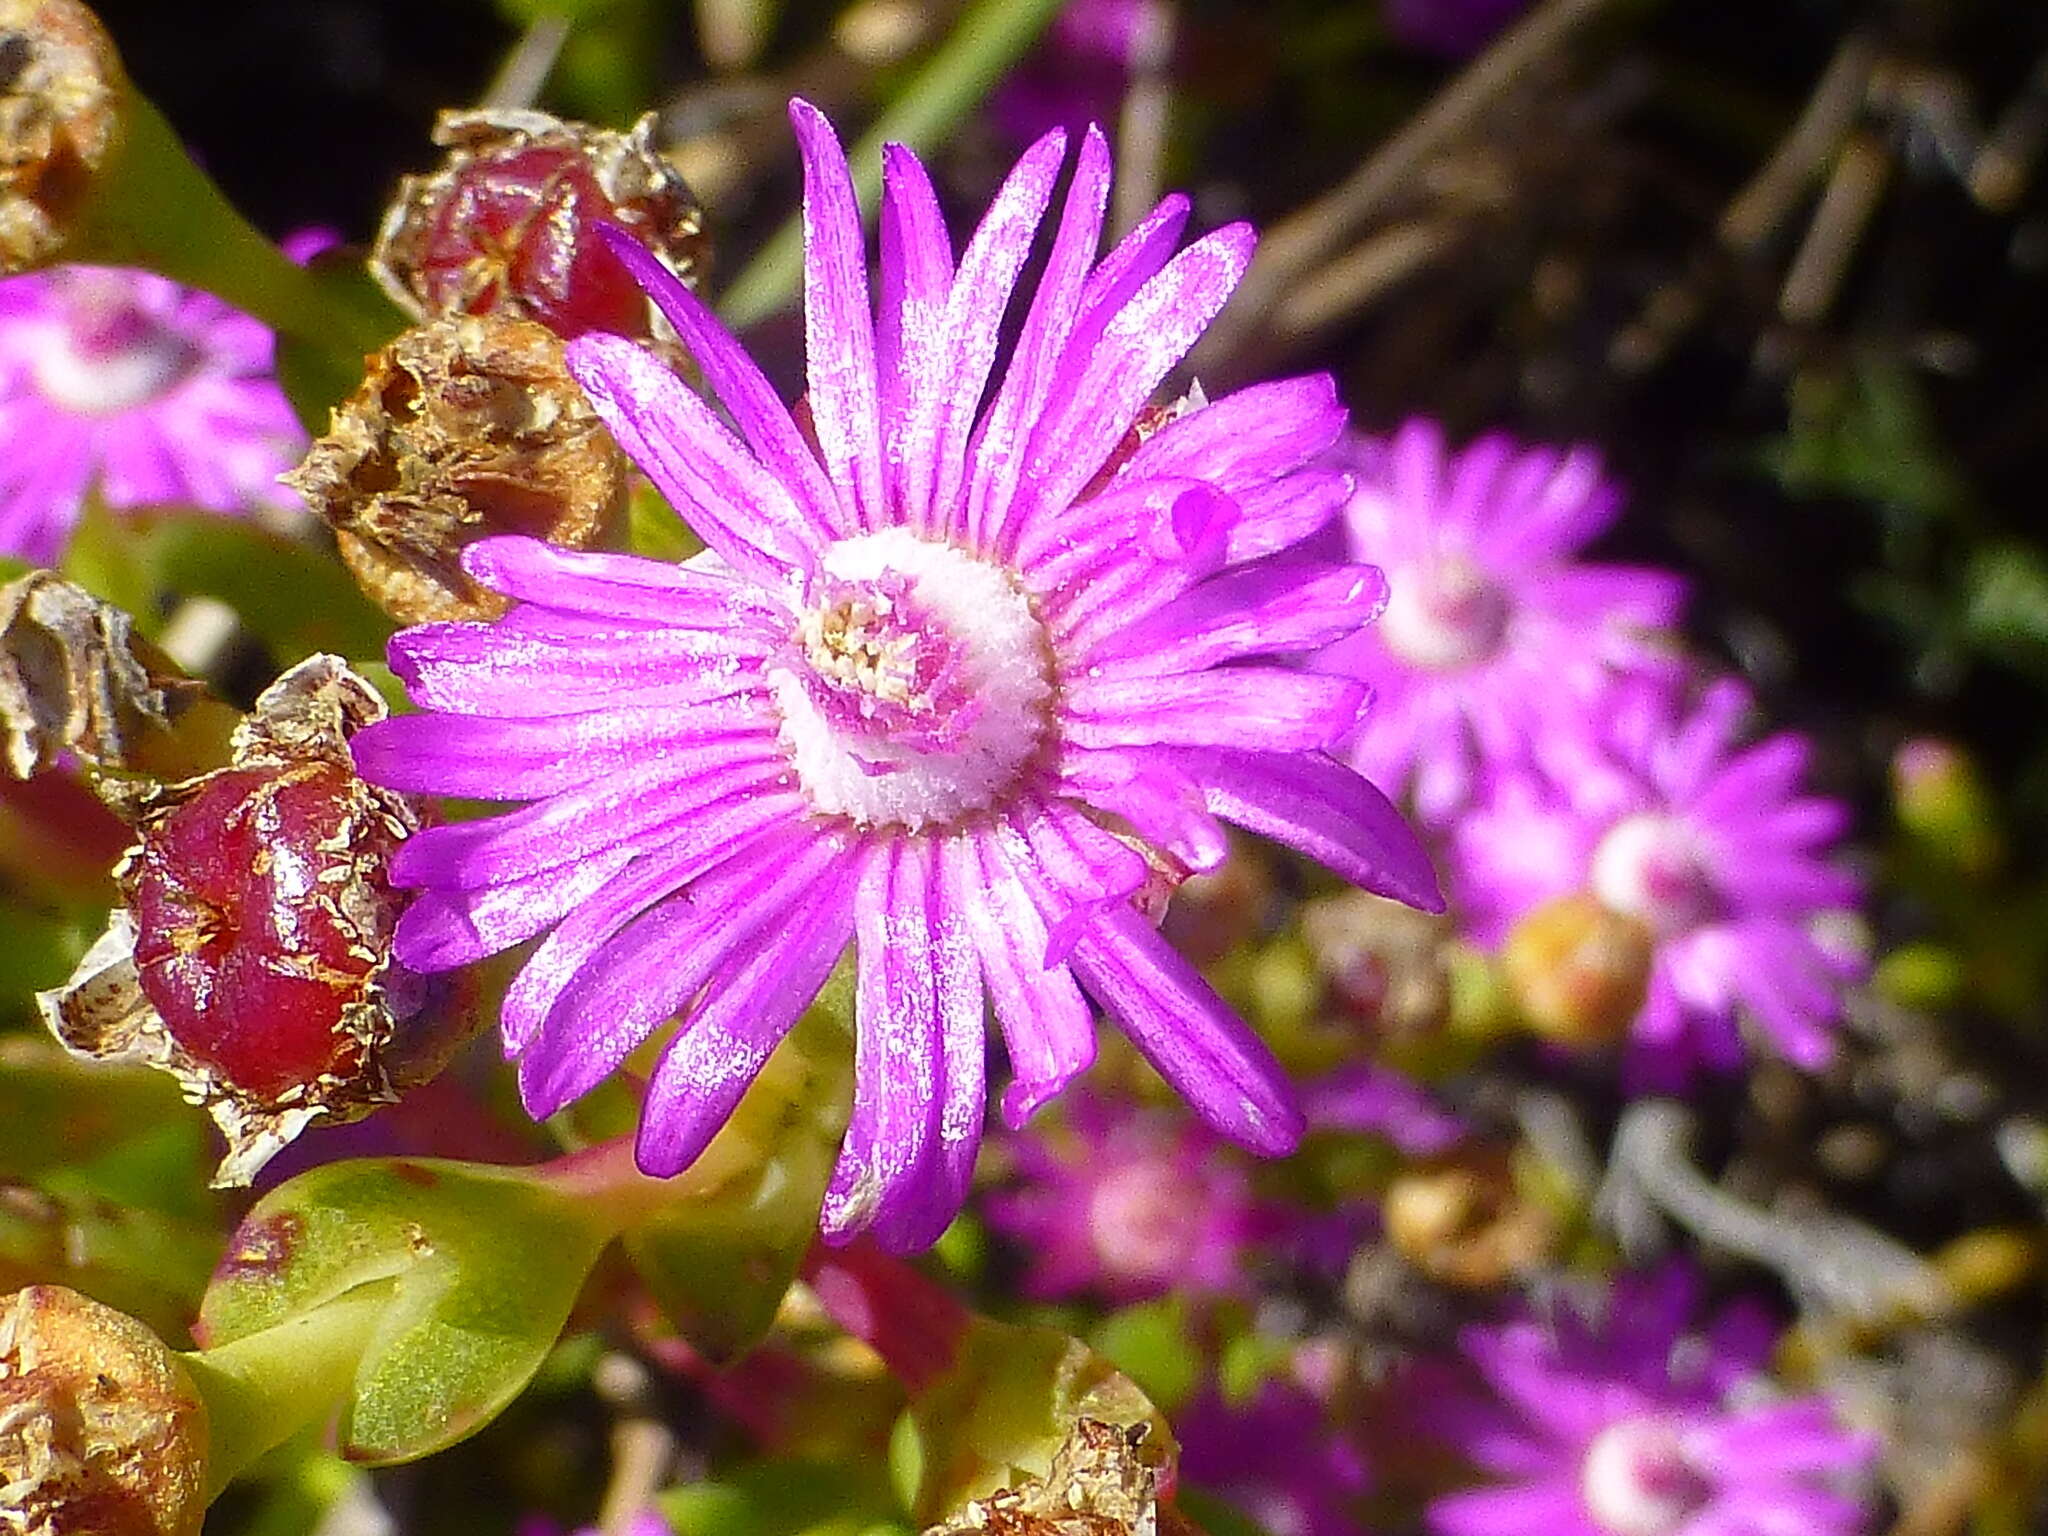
1500 891 1655 1049
0 0 122 273
370 107 706 348
0 1284 210 1536
37 655 465 1186
285 314 629 624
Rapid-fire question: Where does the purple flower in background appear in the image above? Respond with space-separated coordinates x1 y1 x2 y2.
1427 1265 1876 1536
353 99 1441 1251
1315 421 1683 824
1384 0 1532 59
518 1514 671 1536
1450 678 1863 1086
993 0 1150 145
1179 1381 1371 1536
986 1093 1263 1302
0 265 305 563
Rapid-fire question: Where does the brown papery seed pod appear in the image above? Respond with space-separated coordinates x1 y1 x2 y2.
0 1284 210 1536
0 0 122 273
370 107 706 349
286 314 629 624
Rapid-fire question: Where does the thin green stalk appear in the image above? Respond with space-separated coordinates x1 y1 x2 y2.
717 0 1069 329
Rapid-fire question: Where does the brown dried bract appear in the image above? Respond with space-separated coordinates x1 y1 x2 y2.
370 107 706 345
0 572 211 781
925 1421 1163 1536
286 314 628 624
0 1284 209 1536
35 656 457 1187
0 0 121 273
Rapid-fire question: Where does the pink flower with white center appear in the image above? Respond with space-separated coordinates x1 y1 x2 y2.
1426 1266 1877 1536
351 100 1442 1252
0 265 306 563
1314 421 1685 824
986 1092 1264 1302
1450 678 1863 1087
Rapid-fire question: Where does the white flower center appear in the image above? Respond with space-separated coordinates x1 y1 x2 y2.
30 276 198 416
1591 813 1718 936
1379 555 1510 670
769 528 1054 830
1580 1418 1712 1536
1087 1158 1204 1287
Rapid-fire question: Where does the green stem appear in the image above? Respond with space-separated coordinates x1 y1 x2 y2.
180 1283 391 1498
717 0 1070 329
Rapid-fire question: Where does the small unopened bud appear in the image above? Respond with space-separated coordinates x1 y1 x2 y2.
0 0 122 273
37 656 468 1186
371 107 706 347
286 314 628 624
1500 892 1655 1048
0 1284 209 1536
1383 1157 1555 1288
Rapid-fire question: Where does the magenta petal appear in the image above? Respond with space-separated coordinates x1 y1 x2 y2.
393 847 639 970
1061 668 1367 752
1225 468 1356 562
1182 748 1446 912
595 224 844 539
567 333 821 583
791 97 886 529
1068 902 1305 1155
1121 373 1348 493
876 142 955 519
1057 747 1230 873
461 536 784 629
1083 559 1389 673
823 837 941 1243
635 857 859 1176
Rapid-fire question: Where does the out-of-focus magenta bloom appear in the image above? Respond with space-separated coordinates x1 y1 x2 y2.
1302 1062 1465 1155
1179 1381 1372 1536
1450 678 1863 1086
1384 0 1532 59
352 99 1441 1252
1315 422 1684 824
1426 1266 1877 1536
992 0 1149 144
0 265 305 563
517 1514 672 1536
986 1093 1263 1302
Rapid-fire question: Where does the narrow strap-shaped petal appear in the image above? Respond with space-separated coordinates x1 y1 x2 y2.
1082 559 1389 674
823 836 939 1243
596 224 844 539
1179 747 1446 912
1015 795 1150 962
352 697 774 800
1004 222 1255 552
1055 747 1230 873
635 855 860 1176
1224 468 1355 563
1067 902 1304 1155
390 619 769 719
568 333 822 584
791 98 886 529
1118 374 1348 494
957 831 1095 1128
1018 476 1230 593
1060 668 1366 753
876 143 955 520
461 536 786 630
518 820 853 1116
391 846 641 971
915 129 1066 539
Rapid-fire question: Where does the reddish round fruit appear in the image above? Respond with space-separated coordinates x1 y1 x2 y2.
128 760 405 1098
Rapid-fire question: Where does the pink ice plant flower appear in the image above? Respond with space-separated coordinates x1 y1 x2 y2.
986 1092 1264 1302
351 100 1441 1252
1450 677 1863 1087
0 265 306 563
1178 1380 1372 1536
1315 421 1684 824
1426 1265 1877 1536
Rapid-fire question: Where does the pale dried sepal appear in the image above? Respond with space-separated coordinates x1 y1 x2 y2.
36 655 435 1188
0 0 122 273
925 1421 1163 1536
0 572 204 780
0 1284 209 1536
285 315 628 624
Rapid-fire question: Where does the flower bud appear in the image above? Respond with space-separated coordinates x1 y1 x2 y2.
1500 892 1654 1048
1382 1156 1555 1288
37 655 467 1186
0 1284 209 1536
286 314 629 623
0 0 122 273
370 107 706 348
